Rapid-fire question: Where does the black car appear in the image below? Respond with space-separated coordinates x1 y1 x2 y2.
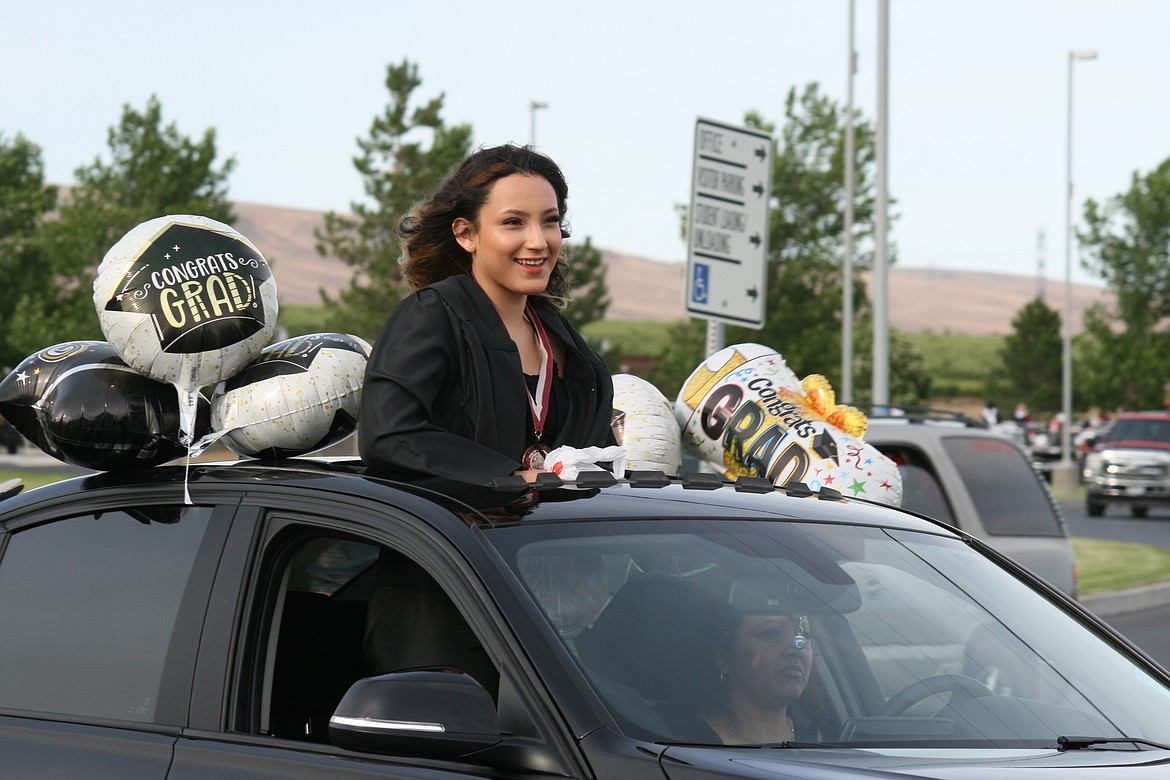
2 460 1169 778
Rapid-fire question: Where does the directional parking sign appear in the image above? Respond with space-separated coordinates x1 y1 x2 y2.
685 118 773 328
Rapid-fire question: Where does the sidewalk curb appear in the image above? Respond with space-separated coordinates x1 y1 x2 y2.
1080 581 1170 618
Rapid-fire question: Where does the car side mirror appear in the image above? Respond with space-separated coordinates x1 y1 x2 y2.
329 668 501 759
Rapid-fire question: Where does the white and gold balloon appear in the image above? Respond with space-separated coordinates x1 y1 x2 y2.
211 333 371 459
612 373 682 475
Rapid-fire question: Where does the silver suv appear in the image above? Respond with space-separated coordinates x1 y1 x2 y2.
862 409 1077 597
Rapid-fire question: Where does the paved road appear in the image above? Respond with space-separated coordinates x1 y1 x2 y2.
1057 496 1170 668
1106 604 1170 669
1061 496 1170 548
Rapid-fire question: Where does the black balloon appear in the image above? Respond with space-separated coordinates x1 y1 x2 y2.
0 341 210 470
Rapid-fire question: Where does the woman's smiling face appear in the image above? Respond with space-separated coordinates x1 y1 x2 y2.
455 173 562 307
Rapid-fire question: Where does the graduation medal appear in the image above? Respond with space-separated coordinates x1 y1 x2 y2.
521 441 549 470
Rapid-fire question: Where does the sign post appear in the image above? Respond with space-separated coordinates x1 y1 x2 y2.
685 118 773 331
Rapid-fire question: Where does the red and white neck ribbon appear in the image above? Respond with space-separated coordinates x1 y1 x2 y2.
526 304 554 440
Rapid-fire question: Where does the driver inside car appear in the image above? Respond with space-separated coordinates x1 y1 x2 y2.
705 608 823 744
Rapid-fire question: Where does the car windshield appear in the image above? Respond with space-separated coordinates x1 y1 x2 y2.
1106 418 1170 445
489 518 1170 748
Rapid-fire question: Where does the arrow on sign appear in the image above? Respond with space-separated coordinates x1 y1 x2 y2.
750 233 762 248
746 286 759 301
754 145 767 161
753 182 766 197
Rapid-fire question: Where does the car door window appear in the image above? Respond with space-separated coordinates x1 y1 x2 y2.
876 445 956 525
0 506 217 723
897 463 954 524
255 530 500 743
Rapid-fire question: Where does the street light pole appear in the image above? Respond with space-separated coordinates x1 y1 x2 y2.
872 0 890 407
842 0 857 402
529 100 548 146
1055 49 1097 493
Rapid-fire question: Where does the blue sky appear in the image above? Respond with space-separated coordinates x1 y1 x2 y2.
5 0 1168 287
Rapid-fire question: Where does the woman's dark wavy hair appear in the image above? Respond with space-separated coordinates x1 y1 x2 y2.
397 143 572 309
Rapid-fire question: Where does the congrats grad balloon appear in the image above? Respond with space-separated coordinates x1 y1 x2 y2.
0 341 210 470
210 333 372 459
674 343 902 506
93 214 279 445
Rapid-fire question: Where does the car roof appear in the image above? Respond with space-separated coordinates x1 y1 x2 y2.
1113 410 1170 420
858 406 1027 447
0 458 955 538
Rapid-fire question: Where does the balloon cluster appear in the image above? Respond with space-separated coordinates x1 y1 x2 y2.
0 215 371 471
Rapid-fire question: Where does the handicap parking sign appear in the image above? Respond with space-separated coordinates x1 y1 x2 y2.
691 262 710 304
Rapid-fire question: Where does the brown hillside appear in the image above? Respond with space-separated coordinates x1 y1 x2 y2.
232 201 352 306
232 201 1108 336
871 267 1107 335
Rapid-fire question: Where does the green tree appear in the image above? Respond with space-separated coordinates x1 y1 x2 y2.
563 236 610 331
745 86 880 391
1074 304 1162 412
643 318 707 399
650 84 920 403
314 60 473 342
0 134 57 370
853 320 933 405
998 297 1062 414
1079 156 1170 409
9 96 235 355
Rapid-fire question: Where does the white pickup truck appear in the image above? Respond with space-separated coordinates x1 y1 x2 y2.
1084 411 1170 518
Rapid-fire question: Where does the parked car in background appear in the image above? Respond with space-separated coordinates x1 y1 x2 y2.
1 459 1167 777
1083 410 1170 518
1024 423 1064 481
991 420 1027 450
861 407 1077 597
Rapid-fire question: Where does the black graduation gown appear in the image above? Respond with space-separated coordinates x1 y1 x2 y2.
359 274 614 483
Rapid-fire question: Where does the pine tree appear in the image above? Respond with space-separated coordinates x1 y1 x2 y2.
314 60 472 341
999 297 1061 414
